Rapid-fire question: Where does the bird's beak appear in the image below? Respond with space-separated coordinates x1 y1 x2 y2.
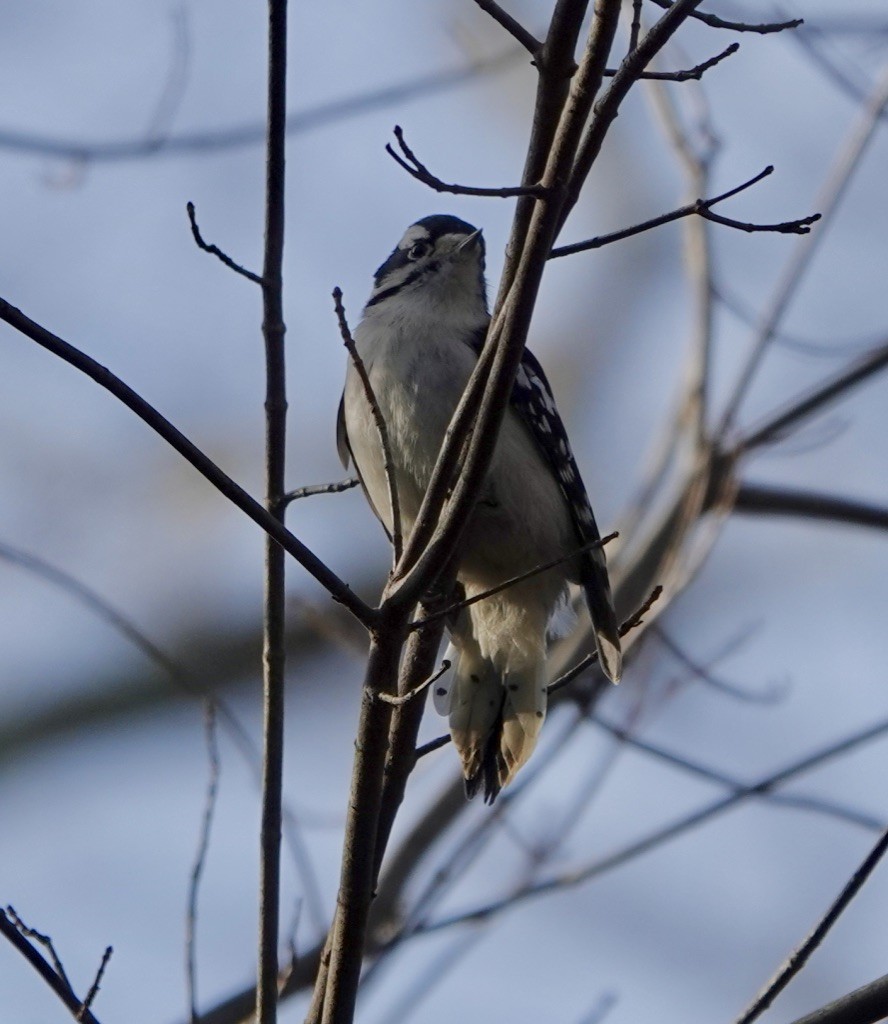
456 229 482 254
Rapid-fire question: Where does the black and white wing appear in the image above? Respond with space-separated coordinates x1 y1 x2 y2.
509 347 622 683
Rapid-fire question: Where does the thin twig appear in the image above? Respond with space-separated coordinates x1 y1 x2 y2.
589 716 883 833
653 624 783 705
550 166 817 258
645 0 802 34
546 584 663 696
187 700 221 1023
733 827 888 1024
186 202 264 284
409 532 618 630
387 125 549 198
5 907 71 987
77 947 113 1023
418 714 888 932
608 41 738 81
628 0 643 52
376 659 451 706
718 64 888 434
283 478 360 504
0 909 103 1024
698 205 820 234
333 287 403 563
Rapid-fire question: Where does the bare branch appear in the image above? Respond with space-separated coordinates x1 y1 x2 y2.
0 909 104 1024
186 202 264 284
628 0 643 52
589 716 883 832
718 65 888 434
420 713 888 931
283 478 360 504
645 0 802 34
256 2 290 1018
78 947 113 1023
0 50 520 161
786 972 888 1024
737 341 888 453
386 125 550 198
333 287 403 563
699 205 820 234
376 659 451 706
551 165 817 258
187 701 221 1023
653 624 784 705
559 0 709 234
0 296 377 630
734 483 888 533
733 827 888 1024
473 0 541 56
409 532 618 630
612 41 738 81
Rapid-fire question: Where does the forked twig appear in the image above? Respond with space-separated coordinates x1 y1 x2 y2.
550 166 819 259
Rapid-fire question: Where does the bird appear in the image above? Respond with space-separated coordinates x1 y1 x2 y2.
337 214 621 801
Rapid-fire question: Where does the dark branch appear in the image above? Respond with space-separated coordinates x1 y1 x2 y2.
785 972 888 1024
420 714 888 932
646 0 802 34
376 659 452 706
409 532 618 630
473 0 541 56
186 202 264 284
733 827 888 1024
698 205 820 234
0 909 104 1024
547 585 663 697
734 483 888 533
80 946 113 1022
0 295 377 630
387 125 550 198
551 166 818 258
590 715 883 832
607 41 738 81
283 478 360 505
739 341 888 452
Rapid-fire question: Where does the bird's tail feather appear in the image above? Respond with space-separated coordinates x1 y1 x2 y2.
580 548 622 683
447 643 547 802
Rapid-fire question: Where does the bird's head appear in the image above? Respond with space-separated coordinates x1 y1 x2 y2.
366 214 487 318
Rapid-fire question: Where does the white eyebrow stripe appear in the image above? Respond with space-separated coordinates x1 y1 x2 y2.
399 224 431 249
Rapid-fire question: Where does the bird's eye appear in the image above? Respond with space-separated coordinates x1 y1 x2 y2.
407 241 429 260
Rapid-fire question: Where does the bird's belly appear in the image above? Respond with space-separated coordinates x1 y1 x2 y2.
345 337 575 595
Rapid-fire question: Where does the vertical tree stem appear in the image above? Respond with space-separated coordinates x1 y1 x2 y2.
257 1 288 1022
